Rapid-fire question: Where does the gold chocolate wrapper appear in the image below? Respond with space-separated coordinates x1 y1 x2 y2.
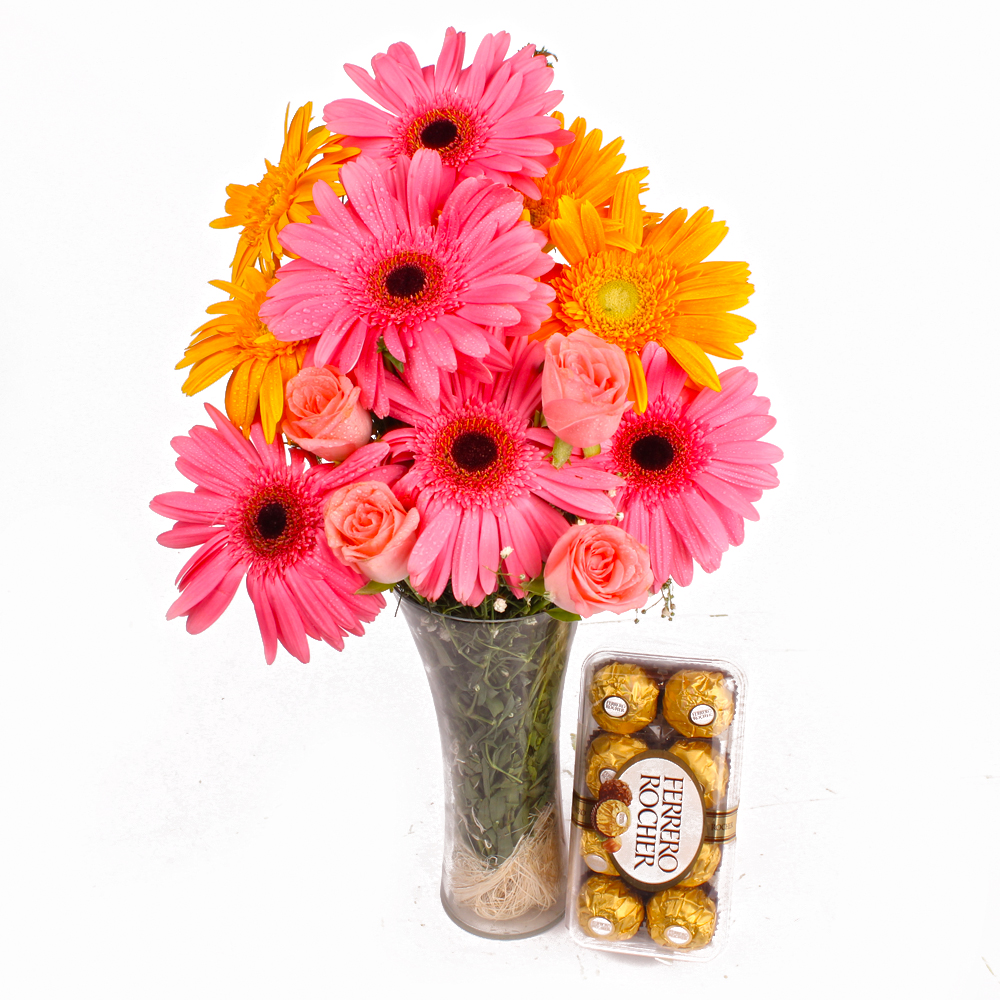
647 886 717 949
585 733 647 796
579 828 616 875
662 670 735 738
589 662 659 734
668 738 730 811
677 841 722 888
577 874 644 941
593 799 631 838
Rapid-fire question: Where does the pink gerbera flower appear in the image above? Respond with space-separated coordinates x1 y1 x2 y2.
151 404 398 663
324 28 574 198
591 344 782 588
383 339 620 605
260 150 555 417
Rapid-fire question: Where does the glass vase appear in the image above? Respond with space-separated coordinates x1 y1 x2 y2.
399 595 576 939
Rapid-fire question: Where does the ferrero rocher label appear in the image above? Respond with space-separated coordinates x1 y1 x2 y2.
676 841 722 888
577 874 644 941
662 670 735 738
667 739 730 812
589 662 659 734
585 733 648 796
646 886 717 950
605 750 706 893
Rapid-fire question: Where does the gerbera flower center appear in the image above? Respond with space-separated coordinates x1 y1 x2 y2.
385 263 427 299
611 407 712 497
451 431 498 471
596 279 641 320
414 403 533 510
400 105 483 166
367 251 445 323
549 248 677 354
245 164 295 236
420 118 459 150
238 482 318 562
256 501 288 539
630 434 674 471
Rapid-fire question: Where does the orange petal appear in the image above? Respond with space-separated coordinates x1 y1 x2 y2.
626 352 648 413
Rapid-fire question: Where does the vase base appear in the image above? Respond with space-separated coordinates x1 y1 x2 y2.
440 886 565 940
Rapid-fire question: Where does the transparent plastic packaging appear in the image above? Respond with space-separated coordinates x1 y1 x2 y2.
565 646 746 962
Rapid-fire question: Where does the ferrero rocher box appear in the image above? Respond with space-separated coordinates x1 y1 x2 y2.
566 647 746 961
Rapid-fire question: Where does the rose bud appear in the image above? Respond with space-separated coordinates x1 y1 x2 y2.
323 481 420 584
282 365 372 461
541 329 631 449
544 522 653 618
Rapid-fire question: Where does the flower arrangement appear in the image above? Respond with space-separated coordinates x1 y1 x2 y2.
151 28 782 935
152 28 782 664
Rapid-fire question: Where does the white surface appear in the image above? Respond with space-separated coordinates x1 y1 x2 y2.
3 1 998 997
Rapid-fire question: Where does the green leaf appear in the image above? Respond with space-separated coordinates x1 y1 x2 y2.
376 337 405 373
489 796 507 824
544 607 582 622
354 580 396 595
582 444 601 458
550 437 572 468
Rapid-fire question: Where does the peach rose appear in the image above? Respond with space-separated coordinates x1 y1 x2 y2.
323 481 419 584
544 523 653 617
282 366 372 461
541 330 631 449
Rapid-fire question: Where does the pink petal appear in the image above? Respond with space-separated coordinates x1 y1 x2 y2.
245 572 279 664
184 560 247 634
156 522 220 549
451 506 483 603
150 491 225 523
477 510 500 594
704 414 777 445
691 470 760 521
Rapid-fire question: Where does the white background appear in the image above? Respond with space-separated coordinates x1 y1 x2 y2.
3 1 998 996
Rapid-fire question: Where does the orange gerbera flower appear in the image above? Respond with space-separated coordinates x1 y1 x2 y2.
540 175 754 410
177 267 308 442
210 103 357 278
524 113 658 243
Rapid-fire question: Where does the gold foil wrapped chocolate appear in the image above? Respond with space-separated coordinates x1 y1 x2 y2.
677 841 722 888
580 828 617 875
662 670 735 738
589 662 659 734
647 886 717 949
593 799 631 837
577 874 644 941
585 733 647 796
668 738 730 811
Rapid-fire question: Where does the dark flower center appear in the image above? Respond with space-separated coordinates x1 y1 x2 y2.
631 435 675 471
385 263 427 299
420 118 459 150
256 501 287 539
451 431 498 471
